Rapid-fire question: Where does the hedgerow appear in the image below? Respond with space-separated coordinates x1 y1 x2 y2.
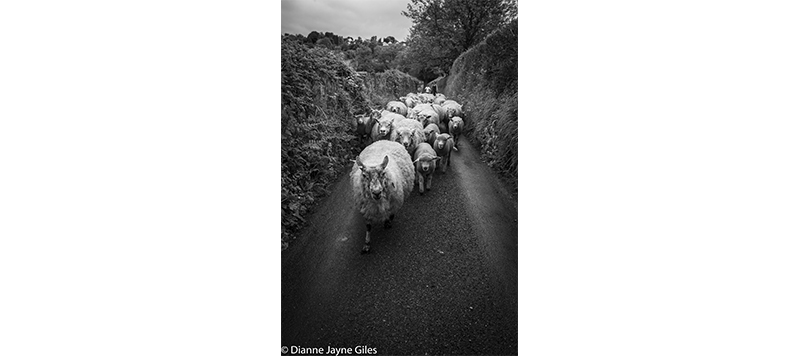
443 19 518 185
359 69 423 108
281 38 370 248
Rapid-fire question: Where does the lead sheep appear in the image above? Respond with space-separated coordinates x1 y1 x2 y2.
423 123 440 146
390 118 425 156
448 116 464 149
432 133 455 173
351 140 415 253
412 143 441 194
385 100 408 117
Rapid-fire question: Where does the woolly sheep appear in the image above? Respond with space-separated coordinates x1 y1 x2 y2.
352 113 376 146
448 116 464 149
423 123 440 146
412 143 441 195
432 133 455 173
385 100 408 117
418 93 435 104
351 140 415 253
433 94 447 105
401 93 420 109
390 118 425 157
441 100 463 121
370 115 394 142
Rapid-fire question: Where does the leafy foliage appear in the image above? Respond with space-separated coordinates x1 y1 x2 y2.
400 0 517 83
281 39 370 247
443 19 518 185
359 69 423 108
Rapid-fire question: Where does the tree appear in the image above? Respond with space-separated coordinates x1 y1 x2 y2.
307 31 321 44
401 0 516 80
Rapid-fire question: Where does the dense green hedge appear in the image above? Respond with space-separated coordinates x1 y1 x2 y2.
281 39 370 248
359 69 423 108
443 19 518 183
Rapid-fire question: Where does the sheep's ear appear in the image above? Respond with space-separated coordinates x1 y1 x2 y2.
355 156 365 170
379 155 389 170
433 157 442 161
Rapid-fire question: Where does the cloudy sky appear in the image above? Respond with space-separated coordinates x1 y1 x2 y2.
281 0 414 41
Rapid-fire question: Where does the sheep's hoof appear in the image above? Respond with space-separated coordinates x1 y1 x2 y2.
361 245 371 254
384 220 392 229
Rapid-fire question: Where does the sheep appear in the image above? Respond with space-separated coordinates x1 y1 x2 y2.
390 118 425 157
412 143 441 195
352 113 376 146
401 93 421 109
423 123 440 146
385 100 408 117
433 93 447 105
351 140 415 253
448 116 464 149
441 100 463 121
413 108 440 129
370 115 394 142
432 133 455 173
418 93 435 104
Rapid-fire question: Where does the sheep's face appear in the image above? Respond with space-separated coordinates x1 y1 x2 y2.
423 125 438 142
356 156 390 200
416 110 436 127
450 118 463 132
395 127 416 150
415 154 440 173
376 118 392 137
434 134 452 151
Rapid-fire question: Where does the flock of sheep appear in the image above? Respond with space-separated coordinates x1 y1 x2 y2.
350 91 465 253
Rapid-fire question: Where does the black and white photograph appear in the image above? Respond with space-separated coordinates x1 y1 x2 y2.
4 1 800 355
281 0 518 355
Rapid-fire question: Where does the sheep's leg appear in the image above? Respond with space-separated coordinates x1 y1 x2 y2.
384 214 394 229
362 223 371 254
425 174 432 191
442 156 448 173
418 172 425 194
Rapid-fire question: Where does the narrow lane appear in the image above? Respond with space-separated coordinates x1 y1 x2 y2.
282 138 518 355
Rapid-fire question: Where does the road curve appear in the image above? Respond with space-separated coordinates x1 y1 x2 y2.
281 138 518 356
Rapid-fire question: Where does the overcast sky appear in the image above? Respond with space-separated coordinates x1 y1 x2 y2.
282 0 413 41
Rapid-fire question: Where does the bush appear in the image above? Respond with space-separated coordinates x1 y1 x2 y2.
443 19 518 184
281 39 370 248
359 69 423 108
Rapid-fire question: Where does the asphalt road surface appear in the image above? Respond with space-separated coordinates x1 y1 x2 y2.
282 138 518 356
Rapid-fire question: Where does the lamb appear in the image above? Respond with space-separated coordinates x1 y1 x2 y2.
423 123 440 146
352 113 376 146
448 116 464 149
351 140 415 253
385 100 408 117
432 133 455 173
390 118 425 157
412 143 441 195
